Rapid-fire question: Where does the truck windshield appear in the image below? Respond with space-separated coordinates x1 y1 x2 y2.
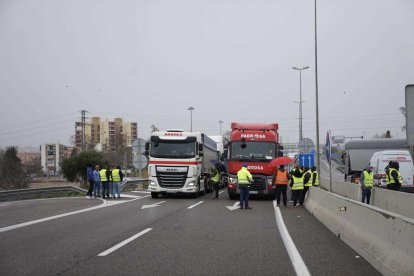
150 140 196 159
230 142 275 161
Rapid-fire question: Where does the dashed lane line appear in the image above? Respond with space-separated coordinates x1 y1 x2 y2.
273 200 311 276
187 201 204 209
98 228 152 257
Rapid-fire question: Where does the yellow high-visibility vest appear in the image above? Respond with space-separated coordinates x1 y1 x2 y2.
237 167 252 186
292 175 304 190
112 169 121 182
363 171 374 188
388 168 403 184
99 169 108 182
304 170 312 187
312 171 319 186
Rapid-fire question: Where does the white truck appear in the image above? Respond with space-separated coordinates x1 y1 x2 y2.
369 150 414 189
145 130 218 198
344 139 408 183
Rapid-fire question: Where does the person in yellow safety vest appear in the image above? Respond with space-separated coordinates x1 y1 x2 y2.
100 165 111 199
237 164 253 209
384 161 393 187
210 165 221 199
111 165 124 199
360 166 374 204
301 167 312 203
290 167 304 207
311 166 319 186
388 161 403 191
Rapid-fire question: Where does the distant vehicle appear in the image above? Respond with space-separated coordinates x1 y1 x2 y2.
344 139 408 183
145 130 218 198
369 150 414 189
226 122 283 200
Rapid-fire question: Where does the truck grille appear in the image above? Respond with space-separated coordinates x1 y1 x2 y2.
157 172 187 188
250 176 266 191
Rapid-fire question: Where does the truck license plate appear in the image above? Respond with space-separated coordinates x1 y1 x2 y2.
167 190 178 193
249 191 258 194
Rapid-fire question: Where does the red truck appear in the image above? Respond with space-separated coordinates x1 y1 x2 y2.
226 123 282 200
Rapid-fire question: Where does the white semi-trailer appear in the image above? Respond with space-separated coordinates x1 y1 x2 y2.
145 130 218 198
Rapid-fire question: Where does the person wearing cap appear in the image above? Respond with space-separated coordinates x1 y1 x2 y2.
237 164 253 209
360 166 374 204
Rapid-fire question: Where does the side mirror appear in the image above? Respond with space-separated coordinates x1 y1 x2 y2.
145 142 150 151
198 143 203 152
279 145 284 150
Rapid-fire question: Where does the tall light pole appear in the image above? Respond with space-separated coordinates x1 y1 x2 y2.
292 66 309 142
187 106 195 132
314 0 321 184
218 120 224 135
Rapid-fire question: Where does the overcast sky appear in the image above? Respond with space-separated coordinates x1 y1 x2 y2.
1 0 413 149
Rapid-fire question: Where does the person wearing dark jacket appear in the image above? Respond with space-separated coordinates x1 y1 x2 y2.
86 164 94 199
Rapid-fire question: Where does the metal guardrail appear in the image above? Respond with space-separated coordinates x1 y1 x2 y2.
0 186 87 202
0 179 149 202
120 178 149 191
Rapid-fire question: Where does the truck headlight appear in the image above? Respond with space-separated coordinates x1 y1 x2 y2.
228 177 237 183
149 181 156 186
266 178 273 185
187 182 195 186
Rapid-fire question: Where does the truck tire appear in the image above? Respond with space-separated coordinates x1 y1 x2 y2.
151 192 158 199
199 181 205 196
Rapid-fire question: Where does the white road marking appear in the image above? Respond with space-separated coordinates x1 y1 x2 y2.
226 201 240 211
273 200 311 276
219 191 225 194
187 201 204 209
0 197 146 234
141 201 166 209
98 228 152 257
131 191 151 194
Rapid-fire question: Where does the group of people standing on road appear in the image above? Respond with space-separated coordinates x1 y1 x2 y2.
360 160 403 204
86 164 124 199
233 163 319 210
273 165 319 207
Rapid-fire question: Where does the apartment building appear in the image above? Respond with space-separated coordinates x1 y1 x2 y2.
75 117 138 151
40 143 69 176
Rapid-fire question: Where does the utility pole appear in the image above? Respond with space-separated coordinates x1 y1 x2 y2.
81 110 88 151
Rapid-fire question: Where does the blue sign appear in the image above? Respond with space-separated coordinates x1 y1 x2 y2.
298 153 315 168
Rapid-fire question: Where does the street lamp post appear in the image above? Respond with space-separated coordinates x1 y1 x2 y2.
187 106 195 132
292 66 309 142
218 120 224 135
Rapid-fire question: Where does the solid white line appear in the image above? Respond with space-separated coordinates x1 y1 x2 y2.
0 196 146 234
273 200 311 276
131 191 151 194
98 228 152 257
187 201 204 209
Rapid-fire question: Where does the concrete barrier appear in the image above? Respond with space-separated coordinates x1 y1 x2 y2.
371 188 414 220
320 177 414 220
305 187 414 276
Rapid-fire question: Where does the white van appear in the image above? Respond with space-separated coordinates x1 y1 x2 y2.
369 150 414 187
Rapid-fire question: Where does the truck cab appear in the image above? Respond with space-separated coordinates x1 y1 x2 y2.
146 130 217 198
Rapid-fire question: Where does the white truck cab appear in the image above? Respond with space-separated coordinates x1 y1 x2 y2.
146 130 217 198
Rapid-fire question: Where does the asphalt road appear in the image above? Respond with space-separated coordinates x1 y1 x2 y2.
0 190 380 276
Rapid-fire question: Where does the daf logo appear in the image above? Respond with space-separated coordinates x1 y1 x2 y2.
166 168 178 172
